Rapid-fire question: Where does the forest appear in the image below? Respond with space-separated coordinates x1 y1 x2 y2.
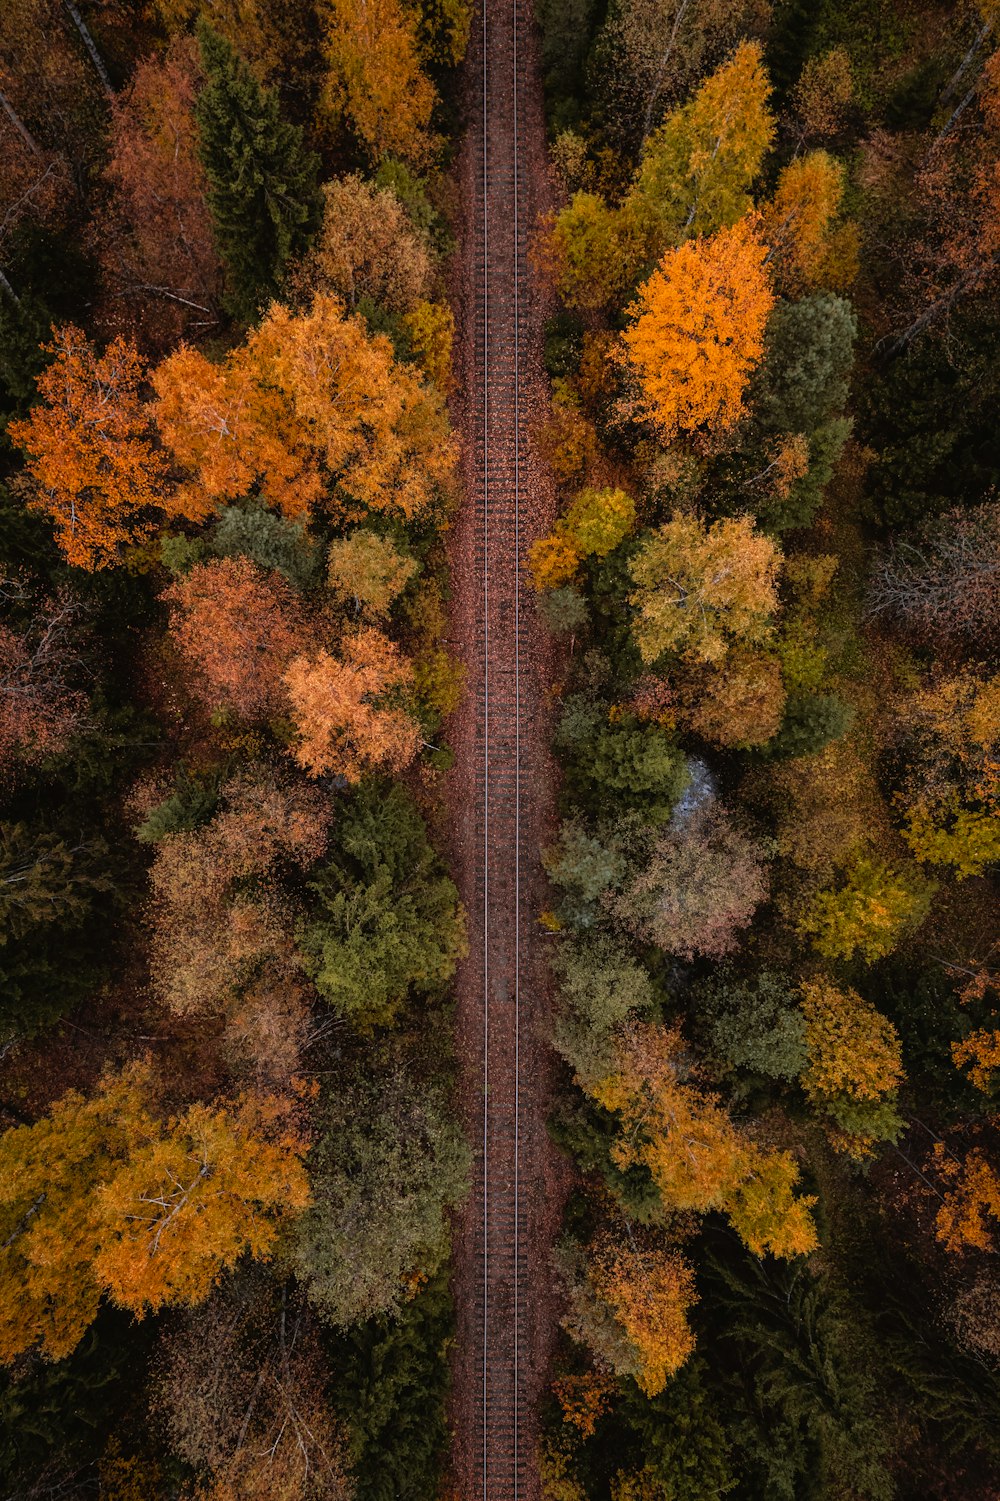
531 0 1000 1497
2 0 1000 1498
0 0 470 1495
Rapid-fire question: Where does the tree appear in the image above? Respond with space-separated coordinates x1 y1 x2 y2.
98 39 222 345
558 1233 697 1395
695 967 807 1082
164 556 314 720
9 326 166 568
319 0 438 166
305 174 431 313
537 192 637 311
564 486 636 557
152 294 455 524
621 216 774 440
404 298 455 391
590 0 772 152
797 857 935 964
210 500 320 589
292 1068 469 1326
569 717 690 820
791 48 853 145
529 487 636 590
590 1022 817 1255
763 736 874 881
0 823 110 942
0 1063 310 1363
770 690 855 759
629 513 780 665
799 978 904 1153
550 933 657 1086
625 40 774 250
0 589 86 768
326 529 418 616
297 781 466 1029
195 22 320 320
284 628 420 780
933 1143 1000 1254
613 802 769 960
751 291 856 439
867 502 1000 648
147 770 328 1026
679 646 785 747
155 1273 351 1500
893 668 1000 877
761 153 859 296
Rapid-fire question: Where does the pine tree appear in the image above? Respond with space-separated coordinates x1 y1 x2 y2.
194 23 320 321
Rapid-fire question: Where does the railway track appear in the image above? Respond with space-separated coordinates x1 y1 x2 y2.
450 0 561 1493
476 0 526 1490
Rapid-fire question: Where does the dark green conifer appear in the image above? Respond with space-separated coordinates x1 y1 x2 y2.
194 23 321 322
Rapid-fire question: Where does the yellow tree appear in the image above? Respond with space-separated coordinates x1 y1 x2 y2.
626 40 775 250
622 216 774 440
629 513 780 665
0 1063 310 1363
561 1234 697 1396
9 327 166 569
284 627 420 779
896 670 1000 878
799 977 904 1155
590 1023 817 1256
529 486 636 590
326 529 418 616
797 857 935 963
760 151 859 295
537 191 637 311
319 0 437 166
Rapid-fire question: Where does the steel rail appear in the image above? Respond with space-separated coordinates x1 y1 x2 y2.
480 0 490 1487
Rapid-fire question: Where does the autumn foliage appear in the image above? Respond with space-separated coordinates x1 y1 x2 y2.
0 1062 310 1362
163 557 315 720
153 295 454 524
10 327 166 569
621 216 774 440
284 628 420 780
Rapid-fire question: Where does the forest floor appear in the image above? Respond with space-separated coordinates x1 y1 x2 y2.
444 0 569 1495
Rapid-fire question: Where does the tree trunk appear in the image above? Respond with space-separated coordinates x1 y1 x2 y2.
0 86 40 155
0 266 20 307
61 0 114 98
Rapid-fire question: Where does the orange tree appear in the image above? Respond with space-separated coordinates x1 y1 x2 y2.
589 1022 817 1258
153 294 455 525
621 215 774 442
284 627 421 780
9 327 167 569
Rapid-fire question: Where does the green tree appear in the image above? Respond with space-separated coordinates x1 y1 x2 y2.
195 22 321 320
695 966 807 1083
297 782 466 1030
550 933 657 1087
210 499 320 588
754 294 857 435
0 823 111 944
293 1067 469 1327
770 690 855 759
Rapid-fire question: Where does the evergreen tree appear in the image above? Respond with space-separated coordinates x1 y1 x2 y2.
195 23 321 321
